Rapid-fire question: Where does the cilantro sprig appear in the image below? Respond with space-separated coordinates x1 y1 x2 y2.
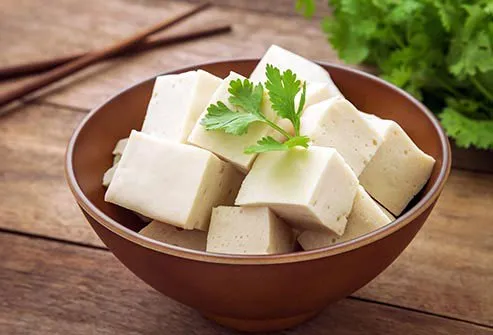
201 65 310 154
296 0 493 149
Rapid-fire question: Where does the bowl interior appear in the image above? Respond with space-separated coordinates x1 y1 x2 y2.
68 60 448 251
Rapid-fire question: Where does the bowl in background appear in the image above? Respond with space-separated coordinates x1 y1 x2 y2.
65 59 451 332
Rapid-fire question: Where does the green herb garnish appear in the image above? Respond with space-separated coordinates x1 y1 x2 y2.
296 0 493 150
201 64 310 153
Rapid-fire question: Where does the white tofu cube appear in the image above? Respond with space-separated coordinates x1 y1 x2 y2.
249 45 338 88
207 206 295 255
142 70 222 142
298 186 394 250
188 72 278 173
140 221 207 251
105 130 244 230
297 81 343 110
102 163 118 187
300 97 383 176
359 117 436 216
112 138 128 155
102 138 129 187
235 146 359 235
275 82 345 141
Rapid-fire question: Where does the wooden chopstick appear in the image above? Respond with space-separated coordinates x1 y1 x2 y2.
0 24 231 81
0 2 210 108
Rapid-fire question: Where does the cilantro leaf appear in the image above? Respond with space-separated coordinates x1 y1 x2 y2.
265 64 305 135
228 79 264 117
201 102 262 135
440 106 493 149
301 0 493 149
244 135 310 154
201 79 266 136
201 66 313 153
244 136 287 154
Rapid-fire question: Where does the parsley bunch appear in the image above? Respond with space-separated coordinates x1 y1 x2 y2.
201 64 310 154
297 0 493 149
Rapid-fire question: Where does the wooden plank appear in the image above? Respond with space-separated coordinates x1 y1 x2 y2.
0 103 103 247
0 0 342 111
184 0 332 17
357 170 493 326
1 105 492 325
1 232 490 335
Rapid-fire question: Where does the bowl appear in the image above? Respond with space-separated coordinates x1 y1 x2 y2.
65 59 451 332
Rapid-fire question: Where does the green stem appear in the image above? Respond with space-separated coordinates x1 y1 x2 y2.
470 75 493 101
293 120 300 137
388 26 405 49
435 75 464 98
263 118 292 139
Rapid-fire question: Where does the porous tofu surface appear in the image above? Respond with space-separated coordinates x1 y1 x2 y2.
142 70 222 142
140 221 207 251
249 45 335 85
235 146 359 235
105 130 243 230
207 206 295 255
359 118 435 215
301 97 383 176
298 186 394 250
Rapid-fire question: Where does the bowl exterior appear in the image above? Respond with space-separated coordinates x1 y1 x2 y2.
79 201 436 331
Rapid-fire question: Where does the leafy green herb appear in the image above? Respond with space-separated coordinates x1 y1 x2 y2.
245 135 310 154
297 0 493 149
201 65 310 153
201 101 262 135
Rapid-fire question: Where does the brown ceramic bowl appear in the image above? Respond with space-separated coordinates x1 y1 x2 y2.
65 59 451 332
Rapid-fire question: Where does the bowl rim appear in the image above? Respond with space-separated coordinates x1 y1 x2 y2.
65 58 451 265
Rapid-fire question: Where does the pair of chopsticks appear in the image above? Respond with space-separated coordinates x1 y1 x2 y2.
0 2 228 109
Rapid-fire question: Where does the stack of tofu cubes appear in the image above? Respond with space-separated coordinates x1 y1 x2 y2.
104 45 435 255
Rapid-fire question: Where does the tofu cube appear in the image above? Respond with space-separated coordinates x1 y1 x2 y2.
105 130 244 230
298 81 343 110
112 138 128 155
359 117 436 215
235 146 359 235
207 206 295 255
275 82 345 140
249 45 338 88
142 70 222 142
140 221 207 251
298 186 395 250
300 97 383 176
102 138 129 187
102 163 118 187
188 71 278 173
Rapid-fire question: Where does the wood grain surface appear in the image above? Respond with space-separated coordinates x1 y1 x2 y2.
1 0 492 333
1 232 490 335
0 0 343 111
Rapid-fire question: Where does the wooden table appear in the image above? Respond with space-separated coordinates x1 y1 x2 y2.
1 1 492 334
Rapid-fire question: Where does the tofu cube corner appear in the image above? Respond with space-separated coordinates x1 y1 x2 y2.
249 45 338 89
105 130 244 230
235 146 359 236
359 118 436 216
142 70 222 142
140 221 207 251
301 97 383 176
207 206 295 255
298 186 395 250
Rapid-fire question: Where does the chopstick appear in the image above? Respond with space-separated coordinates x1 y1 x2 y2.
0 2 210 108
0 24 231 81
